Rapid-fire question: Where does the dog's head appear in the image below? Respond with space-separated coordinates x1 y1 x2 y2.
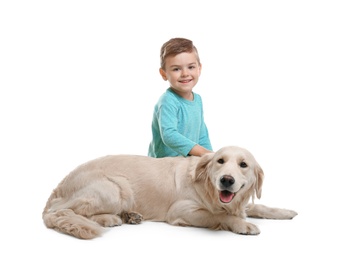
194 146 264 208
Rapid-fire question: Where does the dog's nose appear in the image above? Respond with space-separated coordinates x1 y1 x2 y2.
220 175 235 187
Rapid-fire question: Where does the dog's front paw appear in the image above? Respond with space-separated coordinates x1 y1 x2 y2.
232 221 260 235
279 209 298 219
246 204 298 220
121 212 143 224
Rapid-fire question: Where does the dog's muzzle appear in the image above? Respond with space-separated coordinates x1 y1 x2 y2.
219 175 236 203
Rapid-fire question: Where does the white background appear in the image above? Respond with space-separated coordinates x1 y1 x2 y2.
1 0 336 259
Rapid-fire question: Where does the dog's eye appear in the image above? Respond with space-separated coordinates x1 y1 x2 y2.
240 162 248 168
217 158 225 164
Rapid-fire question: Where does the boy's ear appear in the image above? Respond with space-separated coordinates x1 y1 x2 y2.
159 68 167 81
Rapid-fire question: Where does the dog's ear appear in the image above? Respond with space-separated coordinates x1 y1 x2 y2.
254 163 264 199
194 153 214 181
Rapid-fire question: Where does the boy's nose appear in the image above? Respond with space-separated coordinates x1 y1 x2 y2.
181 68 189 77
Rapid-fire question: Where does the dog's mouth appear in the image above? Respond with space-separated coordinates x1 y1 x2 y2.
219 185 245 204
219 190 236 203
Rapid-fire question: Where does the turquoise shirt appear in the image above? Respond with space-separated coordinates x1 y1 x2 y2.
148 88 212 158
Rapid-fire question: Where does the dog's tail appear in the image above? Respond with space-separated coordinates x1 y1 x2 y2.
42 192 104 239
43 208 104 239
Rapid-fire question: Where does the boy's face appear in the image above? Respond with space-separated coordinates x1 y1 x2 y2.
159 51 202 100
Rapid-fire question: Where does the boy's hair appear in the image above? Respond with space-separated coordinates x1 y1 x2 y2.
160 38 200 69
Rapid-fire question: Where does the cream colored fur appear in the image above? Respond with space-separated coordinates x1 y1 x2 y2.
43 146 297 239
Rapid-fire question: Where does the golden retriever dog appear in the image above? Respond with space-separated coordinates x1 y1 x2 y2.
43 146 297 239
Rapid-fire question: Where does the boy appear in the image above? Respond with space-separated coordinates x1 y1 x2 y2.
148 38 212 158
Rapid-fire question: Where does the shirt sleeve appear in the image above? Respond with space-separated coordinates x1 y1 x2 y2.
157 102 197 156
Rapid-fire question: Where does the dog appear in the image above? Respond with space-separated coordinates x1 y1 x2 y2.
42 146 297 239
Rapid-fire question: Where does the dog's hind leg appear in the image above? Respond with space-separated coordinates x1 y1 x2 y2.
89 211 143 227
44 176 136 238
86 178 143 226
68 176 136 223
89 214 123 227
246 203 298 219
121 212 143 224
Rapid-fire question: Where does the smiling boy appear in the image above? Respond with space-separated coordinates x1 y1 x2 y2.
148 38 212 158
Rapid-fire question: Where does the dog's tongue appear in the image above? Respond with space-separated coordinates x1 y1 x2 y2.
220 191 234 203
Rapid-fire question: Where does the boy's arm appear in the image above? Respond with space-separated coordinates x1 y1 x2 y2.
188 144 213 157
157 92 212 157
157 101 197 156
